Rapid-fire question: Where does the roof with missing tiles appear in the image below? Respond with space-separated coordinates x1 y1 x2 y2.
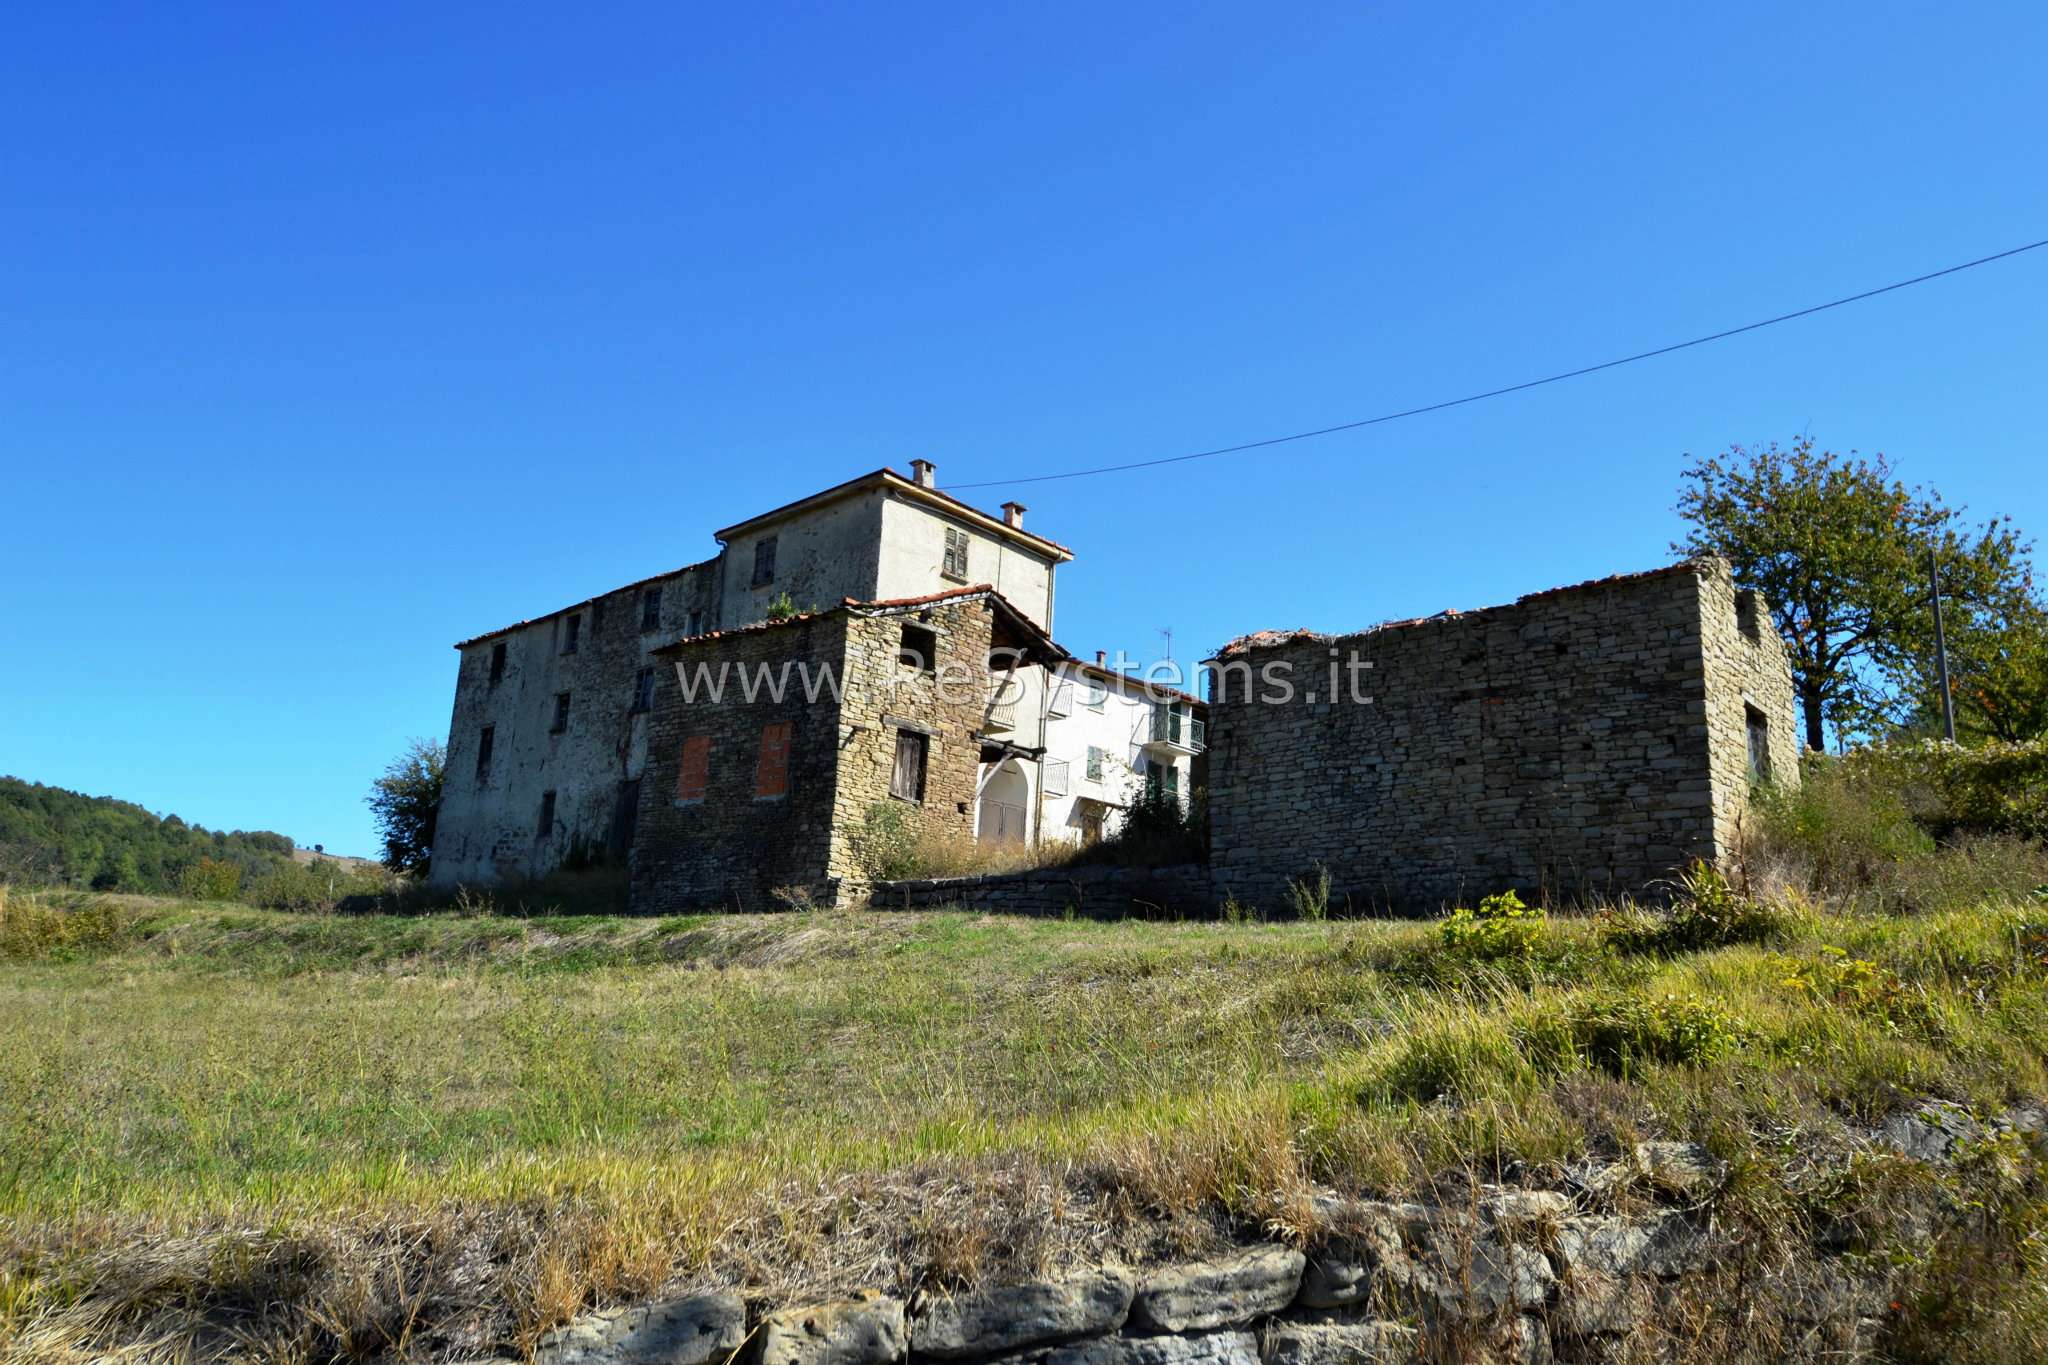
451 556 719 650
1210 559 1718 659
647 582 1062 661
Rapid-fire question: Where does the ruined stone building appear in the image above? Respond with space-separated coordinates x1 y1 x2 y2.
428 464 1207 899
1203 557 1799 912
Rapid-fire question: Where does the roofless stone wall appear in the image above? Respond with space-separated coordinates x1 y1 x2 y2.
1204 558 1797 915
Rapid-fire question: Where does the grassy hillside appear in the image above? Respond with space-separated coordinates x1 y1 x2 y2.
7 866 2048 1361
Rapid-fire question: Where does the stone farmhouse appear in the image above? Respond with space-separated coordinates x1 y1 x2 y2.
428 464 1207 900
1203 557 1800 913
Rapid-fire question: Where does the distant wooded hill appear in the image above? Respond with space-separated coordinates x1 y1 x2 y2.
0 776 299 893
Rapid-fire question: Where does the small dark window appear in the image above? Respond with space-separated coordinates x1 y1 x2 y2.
475 726 494 784
631 667 655 713
942 527 970 580
1736 591 1762 639
640 586 662 632
537 790 556 839
488 641 507 684
551 691 571 733
751 536 777 587
890 729 929 802
1746 704 1771 781
688 610 705 636
562 613 581 655
1146 762 1181 802
899 622 938 674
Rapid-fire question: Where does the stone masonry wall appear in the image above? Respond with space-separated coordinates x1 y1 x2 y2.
1700 574 1803 866
868 863 1211 919
825 600 996 890
631 614 853 914
433 562 718 888
1206 559 1794 914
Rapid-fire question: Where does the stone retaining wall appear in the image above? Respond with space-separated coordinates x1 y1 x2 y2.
536 1133 1941 1365
867 864 1210 919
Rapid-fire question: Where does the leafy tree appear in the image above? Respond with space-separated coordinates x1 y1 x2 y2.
1674 438 2033 750
367 739 445 877
0 776 297 893
1903 599 2048 743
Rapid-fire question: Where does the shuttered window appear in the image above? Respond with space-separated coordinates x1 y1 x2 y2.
754 721 793 798
942 527 970 580
890 729 928 802
676 736 710 802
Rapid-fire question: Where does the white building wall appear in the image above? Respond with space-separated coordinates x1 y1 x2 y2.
876 493 1057 630
1035 664 1201 846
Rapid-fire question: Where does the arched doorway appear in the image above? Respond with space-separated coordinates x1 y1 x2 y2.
978 759 1030 845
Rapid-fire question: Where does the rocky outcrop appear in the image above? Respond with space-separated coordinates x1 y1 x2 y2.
535 1293 746 1365
913 1269 1136 1358
1129 1246 1306 1333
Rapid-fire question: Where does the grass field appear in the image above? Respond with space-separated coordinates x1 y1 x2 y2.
6 857 2048 1361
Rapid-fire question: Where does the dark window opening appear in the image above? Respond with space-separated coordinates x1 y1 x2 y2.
899 622 938 674
640 586 663 632
536 790 556 839
890 729 929 802
1736 591 1762 639
1146 762 1181 802
488 641 507 684
688 609 705 636
475 726 494 785
562 613 581 655
751 536 777 587
631 667 655 712
1746 704 1771 781
942 527 970 580
551 691 571 733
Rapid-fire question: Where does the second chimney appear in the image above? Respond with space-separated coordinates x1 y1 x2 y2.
1001 501 1026 529
909 459 937 488
1095 650 1107 666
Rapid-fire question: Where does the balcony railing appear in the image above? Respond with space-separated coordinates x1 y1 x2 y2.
1042 757 1070 798
982 694 1018 733
1145 705 1206 754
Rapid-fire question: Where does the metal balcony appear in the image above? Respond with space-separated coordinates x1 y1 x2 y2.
1042 757 1070 798
1143 705 1205 756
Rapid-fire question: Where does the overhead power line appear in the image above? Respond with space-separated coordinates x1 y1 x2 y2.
941 237 2048 492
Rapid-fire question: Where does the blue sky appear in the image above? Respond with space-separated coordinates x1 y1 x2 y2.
3 2 2044 855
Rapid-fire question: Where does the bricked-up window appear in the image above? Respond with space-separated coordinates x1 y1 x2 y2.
475 726 494 785
754 721 793 799
899 622 938 674
890 729 929 802
551 691 571 733
537 790 556 839
676 736 710 802
640 586 662 632
561 613 581 655
942 527 970 580
488 641 507 685
1746 704 1772 781
1085 745 1104 782
631 667 655 712
751 536 777 587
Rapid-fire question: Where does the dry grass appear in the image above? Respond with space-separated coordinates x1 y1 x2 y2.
6 854 2048 1360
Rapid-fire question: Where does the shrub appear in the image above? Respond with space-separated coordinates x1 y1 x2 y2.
243 860 394 913
0 887 139 960
1073 786 1208 869
1857 739 2048 843
1524 990 1748 1077
1439 890 1545 962
176 856 243 901
1286 862 1331 921
1600 862 1787 955
858 803 920 882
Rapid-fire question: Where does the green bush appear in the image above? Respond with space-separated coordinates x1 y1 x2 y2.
176 856 243 901
243 860 393 912
1855 739 2048 843
858 802 920 882
1525 990 1748 1077
1600 862 1787 955
0 887 140 960
1439 889 1545 962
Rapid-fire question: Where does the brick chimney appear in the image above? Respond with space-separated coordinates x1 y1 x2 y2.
1001 501 1026 529
909 459 937 488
